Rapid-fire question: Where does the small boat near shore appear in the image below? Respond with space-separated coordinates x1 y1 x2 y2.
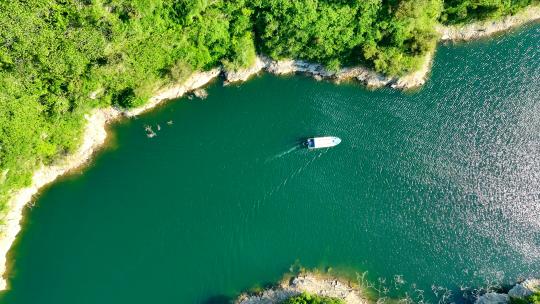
305 136 341 149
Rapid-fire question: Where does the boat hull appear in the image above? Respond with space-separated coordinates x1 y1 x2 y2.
306 136 341 149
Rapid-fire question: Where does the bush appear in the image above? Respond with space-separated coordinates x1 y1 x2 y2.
510 291 540 304
282 292 344 304
529 292 540 304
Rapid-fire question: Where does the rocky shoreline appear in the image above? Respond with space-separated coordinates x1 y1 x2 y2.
438 5 540 41
1 7 539 291
236 276 539 304
223 53 433 90
235 273 367 304
475 279 539 304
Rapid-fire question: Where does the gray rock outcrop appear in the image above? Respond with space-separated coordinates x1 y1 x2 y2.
475 293 510 304
223 54 432 90
508 279 540 299
236 273 367 304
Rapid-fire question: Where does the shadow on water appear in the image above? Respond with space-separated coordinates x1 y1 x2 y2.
201 279 278 304
200 295 233 304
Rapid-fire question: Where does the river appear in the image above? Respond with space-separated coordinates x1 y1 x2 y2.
1 24 539 304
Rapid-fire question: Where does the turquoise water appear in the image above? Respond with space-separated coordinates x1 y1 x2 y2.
1 25 539 303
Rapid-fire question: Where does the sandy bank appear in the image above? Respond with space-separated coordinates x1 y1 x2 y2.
438 5 540 41
236 273 367 304
0 69 220 290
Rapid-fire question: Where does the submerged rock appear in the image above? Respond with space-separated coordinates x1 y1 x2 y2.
193 88 208 99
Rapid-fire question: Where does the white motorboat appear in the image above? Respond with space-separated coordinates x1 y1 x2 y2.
305 136 341 149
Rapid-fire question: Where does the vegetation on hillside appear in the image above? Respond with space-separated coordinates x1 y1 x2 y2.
281 292 344 304
0 0 254 216
0 0 536 222
253 0 442 75
442 0 539 24
510 291 540 304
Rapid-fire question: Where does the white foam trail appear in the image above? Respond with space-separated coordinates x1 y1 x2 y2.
259 149 327 203
265 145 301 163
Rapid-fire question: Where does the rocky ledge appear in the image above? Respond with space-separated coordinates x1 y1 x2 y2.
223 54 432 90
475 279 540 304
235 273 367 304
438 5 540 41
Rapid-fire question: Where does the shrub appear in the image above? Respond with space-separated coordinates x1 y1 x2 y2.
281 292 344 304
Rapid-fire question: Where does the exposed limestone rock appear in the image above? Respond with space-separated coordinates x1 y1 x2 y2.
193 88 208 99
438 6 540 41
125 69 220 117
224 54 432 91
391 51 433 89
223 56 268 84
236 273 367 304
475 293 510 304
266 59 335 78
508 279 540 298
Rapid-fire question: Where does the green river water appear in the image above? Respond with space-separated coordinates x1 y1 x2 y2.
1 25 540 304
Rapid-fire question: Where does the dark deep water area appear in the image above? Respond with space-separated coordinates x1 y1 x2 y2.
1 25 539 304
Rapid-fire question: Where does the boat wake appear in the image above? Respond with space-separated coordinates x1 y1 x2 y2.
257 149 329 206
265 145 302 163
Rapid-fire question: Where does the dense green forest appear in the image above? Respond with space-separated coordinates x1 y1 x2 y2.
0 0 537 220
